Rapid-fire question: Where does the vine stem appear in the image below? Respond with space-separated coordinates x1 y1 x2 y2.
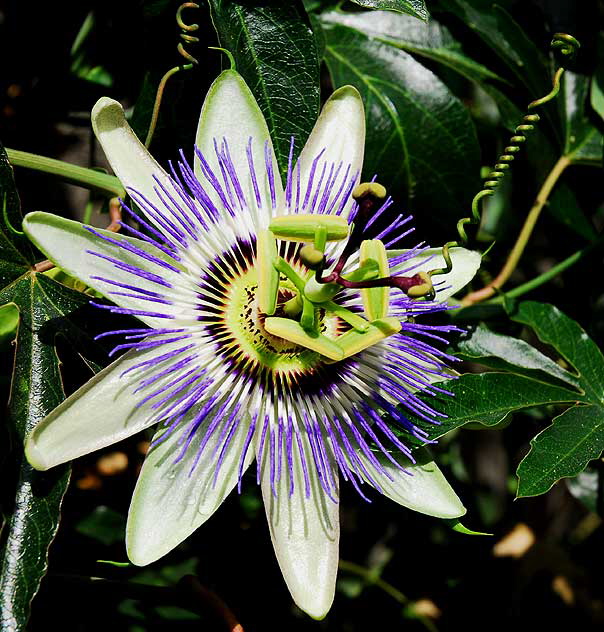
461 154 570 306
483 236 604 303
179 575 244 632
144 64 192 148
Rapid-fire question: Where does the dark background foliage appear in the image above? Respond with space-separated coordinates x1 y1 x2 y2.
1 0 604 630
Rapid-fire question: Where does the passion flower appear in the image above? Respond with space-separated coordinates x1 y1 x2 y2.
23 70 480 619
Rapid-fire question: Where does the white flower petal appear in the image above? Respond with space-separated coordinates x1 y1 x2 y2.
195 70 282 227
23 212 187 328
127 413 255 565
25 339 194 471
258 431 339 620
294 86 365 218
389 246 481 301
92 97 204 233
359 451 466 518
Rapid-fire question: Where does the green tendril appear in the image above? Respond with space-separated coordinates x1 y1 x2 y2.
145 2 200 148
429 33 580 279
2 194 24 236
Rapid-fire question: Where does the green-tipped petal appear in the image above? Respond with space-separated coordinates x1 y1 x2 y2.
195 70 282 223
258 433 339 620
92 97 194 231
389 247 481 301
295 86 365 218
25 341 190 471
126 415 255 565
23 212 186 328
361 452 466 518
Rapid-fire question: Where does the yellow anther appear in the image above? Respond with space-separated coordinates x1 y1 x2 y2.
352 182 387 201
406 272 435 299
327 317 401 362
256 230 279 315
359 239 390 320
269 215 349 243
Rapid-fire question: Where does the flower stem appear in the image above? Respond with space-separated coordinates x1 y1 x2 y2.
462 155 570 306
6 148 125 198
338 559 439 631
485 236 604 303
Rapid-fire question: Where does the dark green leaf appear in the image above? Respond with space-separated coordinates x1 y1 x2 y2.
591 35 604 124
403 302 604 499
517 405 604 498
507 302 604 497
0 142 34 284
568 128 604 165
437 0 561 140
348 0 428 21
508 302 603 400
321 9 504 84
413 372 579 443
437 303 604 498
209 0 320 178
563 71 604 165
320 7 522 146
0 273 94 630
77 506 126 546
322 21 480 221
70 12 113 87
0 302 18 349
437 1 551 98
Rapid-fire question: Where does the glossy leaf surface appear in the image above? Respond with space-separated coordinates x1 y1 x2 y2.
349 0 428 21
322 20 480 221
321 9 503 84
405 302 604 499
563 72 604 166
0 144 100 630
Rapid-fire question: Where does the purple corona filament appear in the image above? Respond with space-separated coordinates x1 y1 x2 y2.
85 136 457 501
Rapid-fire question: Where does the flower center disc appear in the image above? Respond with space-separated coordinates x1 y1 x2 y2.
201 245 346 379
224 267 342 373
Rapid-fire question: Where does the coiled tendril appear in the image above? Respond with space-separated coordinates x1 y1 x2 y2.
176 2 201 65
145 2 201 148
429 33 580 278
